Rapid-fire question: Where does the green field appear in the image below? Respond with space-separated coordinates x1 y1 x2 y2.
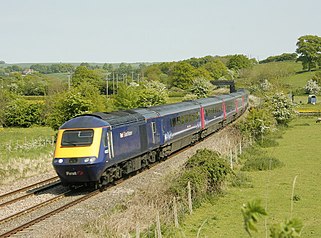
176 117 321 237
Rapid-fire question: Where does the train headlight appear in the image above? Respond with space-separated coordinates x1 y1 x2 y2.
83 157 97 163
58 159 64 164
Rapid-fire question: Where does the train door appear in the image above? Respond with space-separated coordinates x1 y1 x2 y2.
107 129 114 159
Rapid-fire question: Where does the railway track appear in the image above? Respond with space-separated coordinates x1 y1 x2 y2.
0 186 99 238
0 177 61 210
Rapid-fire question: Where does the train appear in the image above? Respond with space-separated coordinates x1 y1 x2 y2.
52 89 249 187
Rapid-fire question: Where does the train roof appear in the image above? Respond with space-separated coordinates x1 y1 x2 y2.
133 108 159 120
193 97 223 107
148 101 200 116
60 115 109 129
89 111 145 127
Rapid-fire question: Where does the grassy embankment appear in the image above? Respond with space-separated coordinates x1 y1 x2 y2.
0 127 54 184
176 117 321 237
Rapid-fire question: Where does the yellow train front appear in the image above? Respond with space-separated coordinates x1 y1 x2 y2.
52 115 109 187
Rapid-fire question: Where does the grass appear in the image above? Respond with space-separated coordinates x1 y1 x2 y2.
174 117 321 237
0 127 55 184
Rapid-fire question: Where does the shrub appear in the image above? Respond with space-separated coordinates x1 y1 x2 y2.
265 92 295 126
4 99 45 127
169 149 232 203
237 107 276 141
241 156 283 171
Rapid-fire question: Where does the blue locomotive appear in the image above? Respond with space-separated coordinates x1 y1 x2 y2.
52 90 248 187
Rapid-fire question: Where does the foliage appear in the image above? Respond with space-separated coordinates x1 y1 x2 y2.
170 149 232 202
30 63 74 74
304 79 320 95
0 89 16 126
189 77 213 98
200 59 228 80
296 35 321 71
311 71 321 85
4 99 45 127
237 107 276 140
45 88 94 130
115 81 168 109
241 156 283 171
241 199 267 237
260 53 298 64
170 62 198 89
227 54 254 70
266 92 295 125
72 66 104 90
137 81 168 107
16 73 48 96
270 218 303 238
114 84 140 109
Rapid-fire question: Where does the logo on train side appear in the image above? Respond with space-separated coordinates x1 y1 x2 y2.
66 171 84 176
120 130 133 138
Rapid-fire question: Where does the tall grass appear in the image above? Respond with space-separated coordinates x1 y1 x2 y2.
0 127 54 184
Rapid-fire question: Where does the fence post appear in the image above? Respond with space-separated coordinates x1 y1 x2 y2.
188 181 192 214
230 149 233 170
156 211 162 238
136 223 140 238
173 197 179 228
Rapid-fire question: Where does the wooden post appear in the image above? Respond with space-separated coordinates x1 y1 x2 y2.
235 146 238 163
173 197 179 228
230 149 233 170
136 223 140 238
188 181 192 214
156 211 162 238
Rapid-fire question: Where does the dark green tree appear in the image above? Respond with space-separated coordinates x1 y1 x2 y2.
170 62 197 89
227 54 254 70
4 99 45 127
296 35 321 71
72 66 103 89
201 59 228 80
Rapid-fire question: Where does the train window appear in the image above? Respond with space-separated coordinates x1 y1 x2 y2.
102 132 108 147
61 129 94 146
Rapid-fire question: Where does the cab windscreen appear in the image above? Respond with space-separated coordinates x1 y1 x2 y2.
61 129 94 146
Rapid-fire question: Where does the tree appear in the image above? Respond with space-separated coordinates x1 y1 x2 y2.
45 91 93 130
227 54 254 70
266 92 294 126
4 99 45 127
189 77 213 98
137 81 168 107
0 89 15 126
201 59 228 80
170 62 198 89
296 35 321 71
72 66 103 89
305 79 320 95
0 60 5 64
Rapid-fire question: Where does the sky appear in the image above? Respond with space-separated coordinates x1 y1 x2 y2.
1 0 321 64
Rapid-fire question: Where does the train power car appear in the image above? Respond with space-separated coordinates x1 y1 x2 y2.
52 90 248 187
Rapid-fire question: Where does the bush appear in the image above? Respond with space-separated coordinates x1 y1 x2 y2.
241 156 283 171
169 149 232 202
4 99 45 127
